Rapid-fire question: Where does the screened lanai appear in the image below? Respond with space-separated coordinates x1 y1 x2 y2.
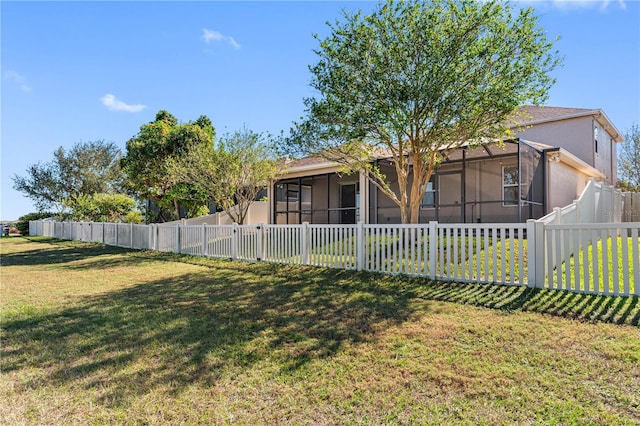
273 139 551 225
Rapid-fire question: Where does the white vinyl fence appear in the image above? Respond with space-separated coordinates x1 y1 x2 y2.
30 219 640 297
533 222 639 296
539 178 625 224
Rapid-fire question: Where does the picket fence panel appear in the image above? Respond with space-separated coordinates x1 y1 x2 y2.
204 225 234 258
29 220 640 296
544 223 639 296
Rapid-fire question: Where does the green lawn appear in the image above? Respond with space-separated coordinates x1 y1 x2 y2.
1 236 639 424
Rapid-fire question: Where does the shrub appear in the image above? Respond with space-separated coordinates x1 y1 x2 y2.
15 212 55 234
124 210 144 224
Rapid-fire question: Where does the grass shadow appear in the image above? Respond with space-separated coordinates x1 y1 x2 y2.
406 277 640 326
3 237 638 412
2 251 419 407
1 237 131 267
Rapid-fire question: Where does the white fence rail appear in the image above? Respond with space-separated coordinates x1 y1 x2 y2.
539 178 625 224
30 219 640 297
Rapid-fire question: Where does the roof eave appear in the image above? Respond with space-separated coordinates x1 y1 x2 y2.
553 148 606 179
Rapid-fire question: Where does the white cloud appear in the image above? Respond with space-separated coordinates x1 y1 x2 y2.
202 28 241 49
100 94 146 113
549 0 626 10
4 70 32 92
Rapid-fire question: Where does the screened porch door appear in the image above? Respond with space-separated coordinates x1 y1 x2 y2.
340 183 359 224
438 172 463 222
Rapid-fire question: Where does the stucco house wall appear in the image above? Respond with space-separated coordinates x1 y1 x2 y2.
516 116 594 165
546 158 591 211
514 110 621 185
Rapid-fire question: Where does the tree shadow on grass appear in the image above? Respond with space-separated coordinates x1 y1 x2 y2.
3 238 638 413
1 259 417 408
0 238 131 267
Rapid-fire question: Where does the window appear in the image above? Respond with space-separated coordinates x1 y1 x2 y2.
502 165 519 206
594 126 599 153
421 175 436 208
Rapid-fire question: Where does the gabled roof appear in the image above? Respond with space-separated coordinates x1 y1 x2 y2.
510 105 623 142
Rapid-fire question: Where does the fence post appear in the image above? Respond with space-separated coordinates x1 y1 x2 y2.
553 207 562 224
256 223 263 261
115 223 119 246
429 221 437 280
527 219 545 288
597 182 604 222
526 220 536 287
148 224 153 250
130 222 134 248
202 223 207 257
232 223 238 260
176 225 181 253
357 221 365 271
301 222 309 265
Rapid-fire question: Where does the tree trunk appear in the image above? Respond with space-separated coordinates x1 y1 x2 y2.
173 200 180 221
408 153 428 224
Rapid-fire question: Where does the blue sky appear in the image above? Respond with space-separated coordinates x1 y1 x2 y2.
2 0 638 220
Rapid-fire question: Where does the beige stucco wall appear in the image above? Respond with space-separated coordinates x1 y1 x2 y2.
515 116 616 185
546 160 590 211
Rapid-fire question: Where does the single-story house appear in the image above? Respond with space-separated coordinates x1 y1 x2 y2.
267 106 623 225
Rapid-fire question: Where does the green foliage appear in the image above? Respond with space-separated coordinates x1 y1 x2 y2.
617 124 640 192
15 212 55 234
120 110 215 221
160 183 210 219
12 140 124 212
68 193 138 222
285 0 561 223
124 210 144 224
168 127 278 224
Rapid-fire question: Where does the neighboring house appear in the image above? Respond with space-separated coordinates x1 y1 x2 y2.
268 106 623 225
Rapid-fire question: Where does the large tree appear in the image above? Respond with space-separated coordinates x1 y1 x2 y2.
120 110 215 221
285 0 561 223
12 140 124 212
168 127 278 224
617 124 640 192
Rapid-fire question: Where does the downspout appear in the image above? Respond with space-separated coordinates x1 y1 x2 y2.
462 148 467 223
298 177 302 225
267 179 274 224
327 172 330 224
373 159 379 224
517 140 521 223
